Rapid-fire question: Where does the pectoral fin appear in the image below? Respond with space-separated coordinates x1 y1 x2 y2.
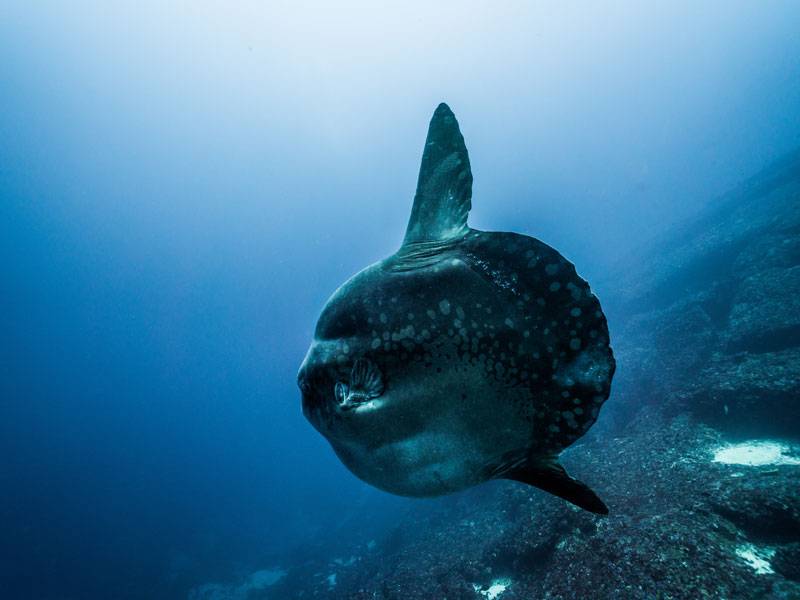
349 357 384 398
504 458 609 515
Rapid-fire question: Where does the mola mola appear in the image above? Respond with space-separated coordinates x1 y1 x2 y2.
298 103 615 514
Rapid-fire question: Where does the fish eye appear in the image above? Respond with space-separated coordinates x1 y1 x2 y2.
297 374 311 395
334 381 347 403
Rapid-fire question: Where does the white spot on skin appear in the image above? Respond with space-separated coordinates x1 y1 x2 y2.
549 282 561 292
379 313 388 324
439 299 451 315
712 441 800 466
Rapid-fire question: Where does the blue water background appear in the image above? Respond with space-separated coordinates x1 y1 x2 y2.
2 3 800 597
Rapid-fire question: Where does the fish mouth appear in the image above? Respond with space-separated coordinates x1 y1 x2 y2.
338 397 386 414
299 356 387 426
335 385 386 414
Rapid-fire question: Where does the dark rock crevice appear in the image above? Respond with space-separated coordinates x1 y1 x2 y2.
726 323 800 355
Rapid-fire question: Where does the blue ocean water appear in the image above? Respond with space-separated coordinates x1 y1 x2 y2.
2 3 800 599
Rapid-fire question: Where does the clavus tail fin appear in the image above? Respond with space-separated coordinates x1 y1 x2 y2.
504 457 609 515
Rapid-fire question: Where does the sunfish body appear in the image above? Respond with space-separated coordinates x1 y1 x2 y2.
298 104 615 514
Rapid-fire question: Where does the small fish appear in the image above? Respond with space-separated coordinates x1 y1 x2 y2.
298 104 615 514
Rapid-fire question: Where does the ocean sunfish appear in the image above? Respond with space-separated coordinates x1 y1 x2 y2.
298 104 615 514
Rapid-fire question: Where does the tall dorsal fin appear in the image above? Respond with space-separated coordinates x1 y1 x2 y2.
403 103 473 245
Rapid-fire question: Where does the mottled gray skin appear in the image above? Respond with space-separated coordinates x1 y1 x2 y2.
298 104 615 513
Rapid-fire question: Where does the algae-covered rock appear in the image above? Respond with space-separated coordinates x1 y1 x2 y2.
773 543 800 581
604 150 800 432
689 348 800 434
240 412 797 599
724 266 800 353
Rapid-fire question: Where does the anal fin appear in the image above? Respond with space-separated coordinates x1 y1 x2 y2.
504 458 609 515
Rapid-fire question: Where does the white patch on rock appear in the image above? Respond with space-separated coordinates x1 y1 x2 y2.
735 544 775 574
188 567 286 600
248 569 286 589
712 441 800 466
473 578 512 599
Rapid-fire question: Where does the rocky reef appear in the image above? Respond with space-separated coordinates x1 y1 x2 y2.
606 149 800 436
192 151 800 599
193 412 800 599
